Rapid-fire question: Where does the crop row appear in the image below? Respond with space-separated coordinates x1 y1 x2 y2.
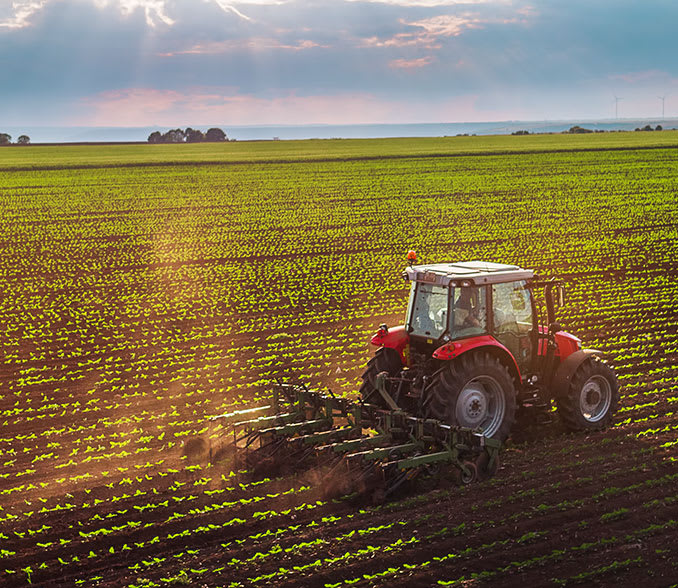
1 138 677 585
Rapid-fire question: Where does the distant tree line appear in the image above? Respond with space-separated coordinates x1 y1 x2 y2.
0 133 31 145
147 127 228 143
566 125 594 134
564 124 664 134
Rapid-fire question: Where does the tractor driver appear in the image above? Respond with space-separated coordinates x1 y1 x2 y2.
453 287 485 334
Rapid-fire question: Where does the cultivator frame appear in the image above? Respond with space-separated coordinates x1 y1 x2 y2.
210 382 501 502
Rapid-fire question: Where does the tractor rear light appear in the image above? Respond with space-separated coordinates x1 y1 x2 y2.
461 280 472 287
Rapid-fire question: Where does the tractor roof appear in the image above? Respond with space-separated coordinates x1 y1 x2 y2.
405 261 534 287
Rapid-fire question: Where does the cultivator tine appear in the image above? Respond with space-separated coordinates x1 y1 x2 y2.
218 382 503 495
258 418 333 437
317 434 391 456
208 404 273 422
345 442 421 464
232 411 303 433
392 450 455 470
287 426 359 448
237 435 299 475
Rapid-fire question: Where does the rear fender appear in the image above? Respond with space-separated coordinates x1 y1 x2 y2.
370 325 410 366
551 349 602 398
433 335 521 383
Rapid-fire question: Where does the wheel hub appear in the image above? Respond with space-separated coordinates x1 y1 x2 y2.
459 388 487 424
455 376 505 436
580 375 612 422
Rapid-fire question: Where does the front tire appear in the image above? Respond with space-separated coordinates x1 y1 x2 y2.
359 347 402 408
556 357 619 431
425 351 517 441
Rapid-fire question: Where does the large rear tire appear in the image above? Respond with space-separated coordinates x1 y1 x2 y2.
359 347 402 408
556 357 619 431
425 351 516 441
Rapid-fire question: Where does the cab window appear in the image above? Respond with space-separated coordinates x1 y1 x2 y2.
491 281 534 367
409 283 448 339
451 286 487 339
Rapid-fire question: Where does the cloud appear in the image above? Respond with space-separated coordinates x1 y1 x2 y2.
159 37 328 56
211 0 289 21
79 88 185 122
358 9 526 49
211 0 252 21
360 33 441 49
0 0 280 29
408 13 483 36
1 0 176 28
0 1 48 29
4 0 678 127
93 0 175 26
77 87 391 126
347 0 495 5
389 56 435 69
74 86 491 126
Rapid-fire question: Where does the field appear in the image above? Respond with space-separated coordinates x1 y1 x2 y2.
1 132 677 587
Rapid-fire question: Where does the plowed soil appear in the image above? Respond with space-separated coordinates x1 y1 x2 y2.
1 137 677 587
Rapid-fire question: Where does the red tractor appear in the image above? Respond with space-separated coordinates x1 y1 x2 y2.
360 257 619 441
215 256 621 496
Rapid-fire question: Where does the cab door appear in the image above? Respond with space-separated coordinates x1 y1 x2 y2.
491 280 534 372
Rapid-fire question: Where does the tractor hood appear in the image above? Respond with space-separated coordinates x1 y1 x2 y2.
538 325 582 358
554 330 582 358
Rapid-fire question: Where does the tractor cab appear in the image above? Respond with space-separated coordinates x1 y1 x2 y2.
404 261 539 373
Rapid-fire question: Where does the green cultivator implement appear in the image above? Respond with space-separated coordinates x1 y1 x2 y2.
210 382 502 503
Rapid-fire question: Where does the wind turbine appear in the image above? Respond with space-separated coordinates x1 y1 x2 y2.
614 96 623 119
658 95 665 120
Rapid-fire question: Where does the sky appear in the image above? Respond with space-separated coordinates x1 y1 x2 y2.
1 0 677 128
